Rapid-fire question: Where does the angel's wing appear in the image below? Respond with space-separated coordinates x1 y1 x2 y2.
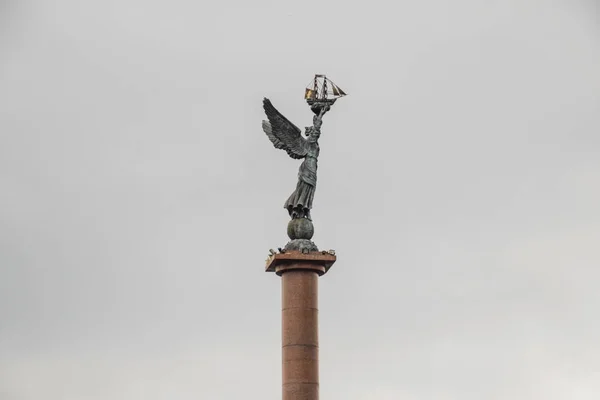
262 98 308 159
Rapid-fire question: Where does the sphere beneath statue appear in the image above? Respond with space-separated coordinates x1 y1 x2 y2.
287 218 314 240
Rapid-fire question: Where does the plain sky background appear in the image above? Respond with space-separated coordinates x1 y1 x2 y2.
1 0 600 399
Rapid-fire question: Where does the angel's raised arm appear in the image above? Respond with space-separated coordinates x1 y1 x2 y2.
312 104 330 130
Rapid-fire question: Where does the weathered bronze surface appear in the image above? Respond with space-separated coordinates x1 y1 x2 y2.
262 98 330 222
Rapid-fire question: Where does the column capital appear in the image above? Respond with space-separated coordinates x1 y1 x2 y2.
265 251 337 276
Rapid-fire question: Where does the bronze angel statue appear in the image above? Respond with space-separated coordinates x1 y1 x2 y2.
262 98 330 221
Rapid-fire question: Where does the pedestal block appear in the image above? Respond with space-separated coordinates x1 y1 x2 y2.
266 251 336 400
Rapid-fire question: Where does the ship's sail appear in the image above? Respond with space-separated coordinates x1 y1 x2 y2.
331 82 346 97
305 75 347 101
305 88 316 100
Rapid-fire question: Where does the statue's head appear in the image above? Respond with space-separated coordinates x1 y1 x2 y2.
305 126 320 142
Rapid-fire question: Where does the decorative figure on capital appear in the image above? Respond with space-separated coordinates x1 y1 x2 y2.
262 75 346 252
262 75 346 221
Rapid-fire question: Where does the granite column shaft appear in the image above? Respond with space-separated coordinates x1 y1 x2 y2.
266 251 335 400
282 268 319 400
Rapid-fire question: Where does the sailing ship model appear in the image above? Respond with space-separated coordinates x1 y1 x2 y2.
304 74 347 114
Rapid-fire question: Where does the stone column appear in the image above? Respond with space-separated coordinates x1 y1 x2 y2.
266 251 336 400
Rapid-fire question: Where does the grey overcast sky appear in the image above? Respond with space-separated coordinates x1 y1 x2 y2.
1 0 599 399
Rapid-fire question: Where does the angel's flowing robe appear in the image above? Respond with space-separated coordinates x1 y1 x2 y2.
284 141 319 213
